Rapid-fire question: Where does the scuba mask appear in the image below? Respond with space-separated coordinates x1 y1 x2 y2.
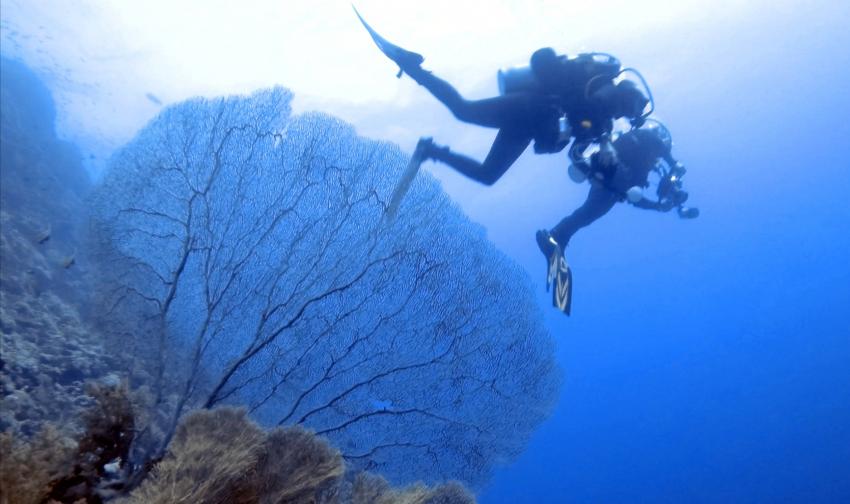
583 67 654 127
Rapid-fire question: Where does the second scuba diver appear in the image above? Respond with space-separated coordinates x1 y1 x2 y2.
536 120 698 314
537 120 699 260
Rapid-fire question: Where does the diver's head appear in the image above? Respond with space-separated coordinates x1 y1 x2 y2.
642 119 673 153
614 80 649 120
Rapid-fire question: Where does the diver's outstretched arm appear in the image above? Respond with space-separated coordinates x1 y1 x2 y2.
632 198 673 212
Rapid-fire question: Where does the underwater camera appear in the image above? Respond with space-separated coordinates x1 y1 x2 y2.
657 164 698 218
657 170 681 198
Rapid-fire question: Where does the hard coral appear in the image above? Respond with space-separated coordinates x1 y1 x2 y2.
120 408 266 504
350 473 474 504
121 407 474 504
43 382 135 503
248 425 344 504
0 425 76 504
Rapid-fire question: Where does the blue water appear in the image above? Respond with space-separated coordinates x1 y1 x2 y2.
3 1 850 502
480 5 850 502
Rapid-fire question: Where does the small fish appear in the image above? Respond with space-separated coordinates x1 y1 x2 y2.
36 225 51 244
61 252 76 269
145 93 162 106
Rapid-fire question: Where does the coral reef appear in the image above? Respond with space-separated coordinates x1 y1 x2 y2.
1 402 475 504
0 382 134 504
122 408 342 504
0 286 116 435
41 382 136 502
0 56 115 438
350 473 475 504
124 407 474 504
0 58 476 503
0 424 76 504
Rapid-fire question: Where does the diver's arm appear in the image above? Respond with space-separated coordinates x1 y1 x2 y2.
662 151 687 177
632 197 673 212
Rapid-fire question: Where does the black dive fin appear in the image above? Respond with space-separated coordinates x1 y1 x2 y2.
385 138 430 222
548 246 572 316
352 4 424 78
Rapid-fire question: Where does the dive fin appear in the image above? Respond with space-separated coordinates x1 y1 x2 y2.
550 252 573 316
535 230 559 293
385 137 430 222
352 4 424 78
545 242 559 292
537 239 573 315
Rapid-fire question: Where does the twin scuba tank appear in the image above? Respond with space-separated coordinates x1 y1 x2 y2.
497 52 622 94
497 52 622 145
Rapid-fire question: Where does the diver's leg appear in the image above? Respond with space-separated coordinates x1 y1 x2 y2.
549 184 620 246
401 61 536 128
380 33 544 128
427 127 532 186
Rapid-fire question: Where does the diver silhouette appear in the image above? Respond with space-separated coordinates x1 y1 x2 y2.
354 6 651 186
392 45 650 186
534 120 698 314
537 120 698 258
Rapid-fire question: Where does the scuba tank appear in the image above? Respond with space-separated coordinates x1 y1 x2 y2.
497 65 540 95
497 52 622 95
497 61 559 151
497 52 654 128
498 52 622 154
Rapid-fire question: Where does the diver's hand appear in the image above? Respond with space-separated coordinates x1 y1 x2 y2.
678 206 700 219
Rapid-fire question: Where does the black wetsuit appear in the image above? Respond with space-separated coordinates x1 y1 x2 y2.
403 55 623 185
550 128 674 246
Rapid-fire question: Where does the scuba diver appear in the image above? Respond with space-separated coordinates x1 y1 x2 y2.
354 7 652 187
396 46 649 185
536 120 699 313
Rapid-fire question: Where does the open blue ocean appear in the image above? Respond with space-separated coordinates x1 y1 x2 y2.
1 1 848 502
